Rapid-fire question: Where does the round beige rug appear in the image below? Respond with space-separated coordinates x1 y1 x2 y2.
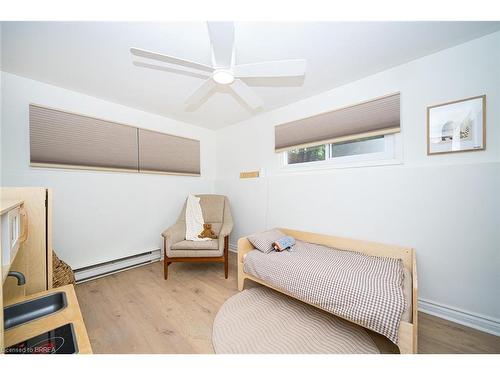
212 287 379 354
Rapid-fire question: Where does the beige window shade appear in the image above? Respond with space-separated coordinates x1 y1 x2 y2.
30 104 139 171
138 129 200 175
275 93 400 152
30 105 201 176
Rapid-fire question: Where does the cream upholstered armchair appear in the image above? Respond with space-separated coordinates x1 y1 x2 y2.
161 194 233 280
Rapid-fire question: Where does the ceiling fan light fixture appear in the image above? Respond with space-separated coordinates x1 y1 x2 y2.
212 70 235 85
131 21 306 110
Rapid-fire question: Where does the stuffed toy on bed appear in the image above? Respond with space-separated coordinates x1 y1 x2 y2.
272 236 296 252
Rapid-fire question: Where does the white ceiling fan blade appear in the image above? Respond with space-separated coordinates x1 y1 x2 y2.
207 22 234 68
185 78 217 110
234 59 307 78
230 79 263 109
130 47 214 73
133 61 211 80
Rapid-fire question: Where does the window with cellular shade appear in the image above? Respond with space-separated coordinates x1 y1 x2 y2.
29 104 139 171
138 129 200 175
275 93 400 152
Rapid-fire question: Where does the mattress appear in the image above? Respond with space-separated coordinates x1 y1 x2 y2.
243 240 412 343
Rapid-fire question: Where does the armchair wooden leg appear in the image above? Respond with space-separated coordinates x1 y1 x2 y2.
224 235 229 279
163 238 170 280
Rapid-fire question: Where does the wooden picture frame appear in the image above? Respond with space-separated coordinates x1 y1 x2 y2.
427 95 486 155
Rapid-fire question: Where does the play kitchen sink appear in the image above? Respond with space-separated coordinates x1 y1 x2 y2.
4 292 67 330
5 323 78 354
2 285 92 354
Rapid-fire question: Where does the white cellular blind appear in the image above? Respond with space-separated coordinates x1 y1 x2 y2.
30 104 201 176
275 93 400 152
138 129 200 175
30 104 139 171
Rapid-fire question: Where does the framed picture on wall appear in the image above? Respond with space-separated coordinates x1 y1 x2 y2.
427 95 486 155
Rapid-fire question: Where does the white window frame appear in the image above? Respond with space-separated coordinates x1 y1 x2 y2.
282 133 402 171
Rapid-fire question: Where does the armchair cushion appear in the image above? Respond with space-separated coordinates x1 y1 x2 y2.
171 239 219 250
198 195 225 222
208 222 222 237
161 221 185 243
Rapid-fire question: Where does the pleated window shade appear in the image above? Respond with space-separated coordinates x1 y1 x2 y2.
138 129 200 175
30 104 201 176
30 104 139 171
275 93 401 152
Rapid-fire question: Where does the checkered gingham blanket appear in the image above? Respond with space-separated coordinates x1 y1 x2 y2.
243 240 406 343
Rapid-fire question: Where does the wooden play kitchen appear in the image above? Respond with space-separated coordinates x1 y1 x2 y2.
1 187 91 354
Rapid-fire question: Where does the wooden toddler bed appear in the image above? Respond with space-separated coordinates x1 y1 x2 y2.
237 228 418 354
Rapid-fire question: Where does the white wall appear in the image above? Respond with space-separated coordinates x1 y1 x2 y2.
1 22 3 185
1 26 498 331
215 32 500 324
1 72 216 269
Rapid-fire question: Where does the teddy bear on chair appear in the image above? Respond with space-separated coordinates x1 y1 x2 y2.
198 223 218 239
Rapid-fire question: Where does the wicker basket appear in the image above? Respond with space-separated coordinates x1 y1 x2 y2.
52 251 75 287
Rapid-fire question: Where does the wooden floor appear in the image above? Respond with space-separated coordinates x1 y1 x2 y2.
76 253 500 354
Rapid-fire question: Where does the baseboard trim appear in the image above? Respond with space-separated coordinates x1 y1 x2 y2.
229 243 238 253
75 249 161 283
418 298 500 336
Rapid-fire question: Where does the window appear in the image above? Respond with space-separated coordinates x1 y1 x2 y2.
287 145 326 165
284 134 397 168
275 93 400 153
29 104 200 175
275 93 401 170
330 135 385 158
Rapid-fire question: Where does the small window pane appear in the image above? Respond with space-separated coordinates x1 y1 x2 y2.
287 145 326 164
331 136 385 158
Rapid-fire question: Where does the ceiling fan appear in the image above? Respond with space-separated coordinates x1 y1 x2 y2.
130 22 307 111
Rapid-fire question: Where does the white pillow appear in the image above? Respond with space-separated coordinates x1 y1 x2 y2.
247 229 285 253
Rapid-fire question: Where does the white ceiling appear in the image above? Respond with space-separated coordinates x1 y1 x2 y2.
2 21 499 130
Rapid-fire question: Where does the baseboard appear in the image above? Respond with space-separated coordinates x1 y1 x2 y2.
229 243 238 253
418 298 500 337
74 249 161 283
